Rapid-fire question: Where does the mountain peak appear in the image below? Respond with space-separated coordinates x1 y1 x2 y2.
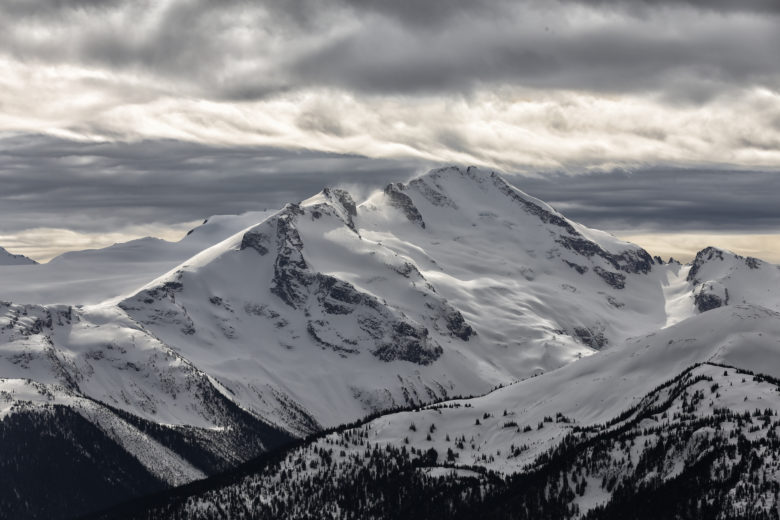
399 166 575 233
373 167 655 281
688 245 763 283
422 164 492 181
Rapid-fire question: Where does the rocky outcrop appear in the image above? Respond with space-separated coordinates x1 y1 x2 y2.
442 308 474 340
572 325 608 349
610 248 655 274
693 282 729 313
307 274 445 364
316 276 363 315
556 236 654 276
694 291 724 312
745 256 762 269
269 207 309 309
239 230 270 255
372 322 442 365
322 188 357 229
593 266 626 289
384 183 426 229
563 259 588 274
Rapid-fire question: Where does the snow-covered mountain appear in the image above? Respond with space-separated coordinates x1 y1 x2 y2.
0 246 36 266
97 167 675 433
0 210 275 305
1 166 778 519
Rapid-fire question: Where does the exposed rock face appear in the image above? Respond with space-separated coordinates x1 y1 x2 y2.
745 256 762 269
0 301 75 336
693 282 729 313
270 207 309 309
239 230 270 255
572 325 608 349
563 260 588 274
556 236 654 276
372 322 441 365
321 187 358 231
316 276 363 315
324 187 357 215
442 308 474 340
556 236 605 258
611 249 655 274
551 234 653 289
302 273 446 364
384 183 426 229
694 292 724 312
594 266 626 289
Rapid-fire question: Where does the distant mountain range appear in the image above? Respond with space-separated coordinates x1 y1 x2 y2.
0 246 36 266
1 167 779 519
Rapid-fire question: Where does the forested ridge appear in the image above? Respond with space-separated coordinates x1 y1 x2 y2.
88 363 780 520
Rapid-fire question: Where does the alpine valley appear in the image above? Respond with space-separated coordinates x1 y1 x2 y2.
2 167 779 519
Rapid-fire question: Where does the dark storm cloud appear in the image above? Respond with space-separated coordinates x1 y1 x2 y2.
335 0 514 26
579 0 780 15
514 168 780 232
290 21 780 99
0 0 777 102
0 134 424 234
277 0 780 25
1 135 778 237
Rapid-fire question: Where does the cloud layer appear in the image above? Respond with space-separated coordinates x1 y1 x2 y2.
3 0 778 99
0 0 778 171
1 135 778 262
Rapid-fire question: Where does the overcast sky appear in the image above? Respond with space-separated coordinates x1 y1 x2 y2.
0 0 778 262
